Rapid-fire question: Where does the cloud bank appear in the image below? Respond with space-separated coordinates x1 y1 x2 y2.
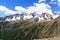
0 0 56 16
15 0 53 15
0 6 18 15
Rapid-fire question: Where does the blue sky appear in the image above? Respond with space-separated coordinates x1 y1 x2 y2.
0 0 38 10
0 0 38 17
0 0 60 17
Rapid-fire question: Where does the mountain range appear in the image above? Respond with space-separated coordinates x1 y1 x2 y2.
0 12 60 40
0 12 60 22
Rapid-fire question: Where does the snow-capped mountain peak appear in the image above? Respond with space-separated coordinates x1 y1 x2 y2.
4 12 60 22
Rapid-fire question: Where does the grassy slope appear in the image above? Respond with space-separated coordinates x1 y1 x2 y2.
0 17 60 40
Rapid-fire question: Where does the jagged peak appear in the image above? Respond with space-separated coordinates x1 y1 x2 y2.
0 12 60 22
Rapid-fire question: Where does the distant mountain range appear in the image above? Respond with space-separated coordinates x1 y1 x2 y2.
0 12 60 22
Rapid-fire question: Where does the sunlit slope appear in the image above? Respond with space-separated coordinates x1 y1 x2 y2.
0 17 60 40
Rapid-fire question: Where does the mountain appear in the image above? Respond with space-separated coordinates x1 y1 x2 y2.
0 12 60 22
0 15 60 40
0 17 5 22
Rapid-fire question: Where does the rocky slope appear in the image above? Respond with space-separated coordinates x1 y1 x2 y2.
0 16 60 40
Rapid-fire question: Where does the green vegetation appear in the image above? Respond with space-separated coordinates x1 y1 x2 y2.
0 17 60 40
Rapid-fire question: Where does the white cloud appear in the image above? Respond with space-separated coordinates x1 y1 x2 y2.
50 0 57 4
15 2 53 15
15 6 27 14
27 6 37 13
50 0 60 6
45 4 51 8
57 0 60 2
58 3 60 6
0 6 18 15
38 0 46 3
28 3 53 15
57 0 60 6
0 0 53 16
